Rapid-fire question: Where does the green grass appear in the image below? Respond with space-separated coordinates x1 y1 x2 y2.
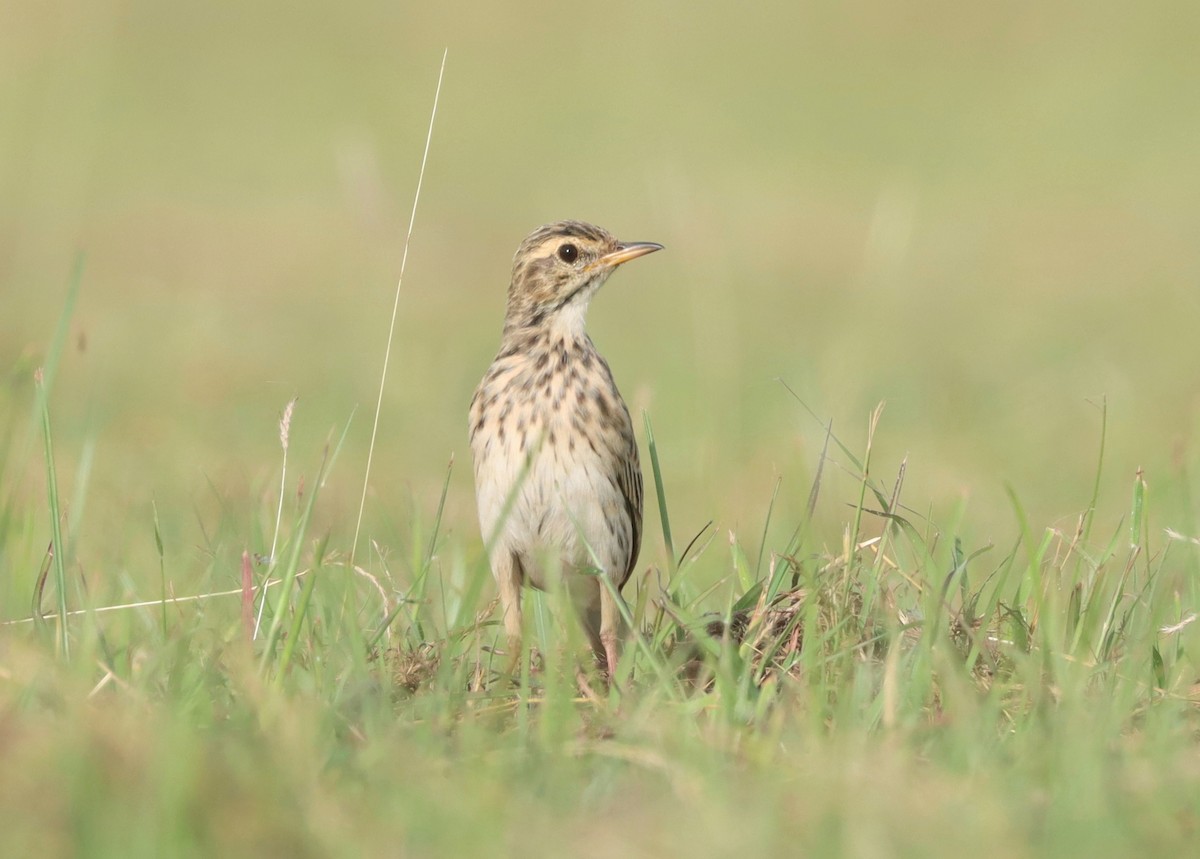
3 350 1200 855
4 2 1200 856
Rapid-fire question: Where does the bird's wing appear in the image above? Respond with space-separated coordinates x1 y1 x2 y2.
615 432 643 588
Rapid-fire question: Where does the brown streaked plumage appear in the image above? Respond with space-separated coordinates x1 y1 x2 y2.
469 220 663 676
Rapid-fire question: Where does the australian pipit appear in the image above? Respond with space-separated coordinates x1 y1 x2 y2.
469 220 663 675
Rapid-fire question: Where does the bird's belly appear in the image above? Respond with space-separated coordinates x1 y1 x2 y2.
473 409 626 597
518 442 623 585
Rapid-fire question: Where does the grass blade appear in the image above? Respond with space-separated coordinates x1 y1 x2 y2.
643 411 675 569
34 369 69 657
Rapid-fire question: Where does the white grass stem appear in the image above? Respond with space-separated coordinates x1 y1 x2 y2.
1 570 310 627
351 49 447 567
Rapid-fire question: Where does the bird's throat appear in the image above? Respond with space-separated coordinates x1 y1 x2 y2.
503 296 591 345
545 300 590 342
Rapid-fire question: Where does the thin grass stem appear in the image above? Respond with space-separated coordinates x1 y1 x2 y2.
351 49 448 567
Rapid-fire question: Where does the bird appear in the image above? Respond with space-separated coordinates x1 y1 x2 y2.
469 220 663 677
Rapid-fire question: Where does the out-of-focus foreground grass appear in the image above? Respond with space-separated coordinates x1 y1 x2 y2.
2 2 1200 856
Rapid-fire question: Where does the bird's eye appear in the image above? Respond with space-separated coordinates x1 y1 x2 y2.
557 243 579 263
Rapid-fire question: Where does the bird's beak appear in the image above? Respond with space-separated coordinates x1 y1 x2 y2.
591 241 664 270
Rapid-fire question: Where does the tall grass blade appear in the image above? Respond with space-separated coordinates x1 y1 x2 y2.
34 369 68 657
807 418 833 522
643 410 675 569
754 475 782 579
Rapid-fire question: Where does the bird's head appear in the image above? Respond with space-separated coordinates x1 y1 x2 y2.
504 220 662 337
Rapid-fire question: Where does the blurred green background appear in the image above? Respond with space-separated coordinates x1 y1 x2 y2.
3 0 1199 598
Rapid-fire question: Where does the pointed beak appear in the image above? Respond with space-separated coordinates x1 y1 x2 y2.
590 241 664 270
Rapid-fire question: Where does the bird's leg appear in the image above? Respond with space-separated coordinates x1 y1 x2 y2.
494 551 524 679
597 577 622 681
